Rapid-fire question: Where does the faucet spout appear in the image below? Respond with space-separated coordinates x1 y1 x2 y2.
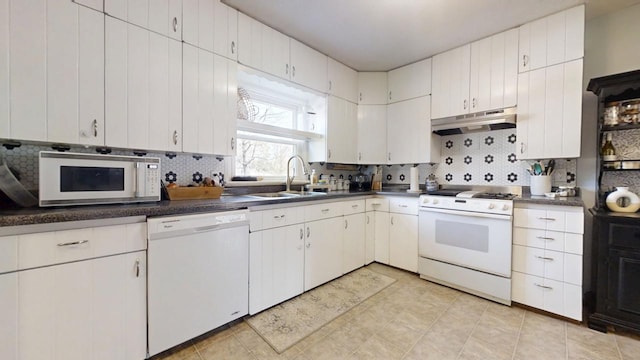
286 155 309 192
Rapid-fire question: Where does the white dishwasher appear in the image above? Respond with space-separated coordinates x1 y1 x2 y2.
147 210 249 356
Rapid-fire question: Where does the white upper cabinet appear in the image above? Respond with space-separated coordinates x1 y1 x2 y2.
469 28 518 112
326 96 358 164
328 58 358 103
358 72 388 105
518 5 584 73
431 44 471 119
105 0 183 40
1 0 105 145
238 13 291 81
182 44 236 155
290 39 328 93
213 1 238 60
105 17 182 152
387 96 440 164
387 58 432 104
517 59 582 159
357 105 387 164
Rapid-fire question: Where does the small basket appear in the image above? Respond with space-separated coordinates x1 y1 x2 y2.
166 186 223 200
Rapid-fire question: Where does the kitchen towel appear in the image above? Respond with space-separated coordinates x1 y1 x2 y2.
410 167 419 192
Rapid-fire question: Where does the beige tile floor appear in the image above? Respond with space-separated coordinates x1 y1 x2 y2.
155 263 640 360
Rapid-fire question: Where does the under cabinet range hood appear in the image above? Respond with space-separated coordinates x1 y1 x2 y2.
432 107 517 136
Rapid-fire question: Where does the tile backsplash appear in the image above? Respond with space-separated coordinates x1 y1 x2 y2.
383 129 578 188
0 144 226 191
600 128 640 195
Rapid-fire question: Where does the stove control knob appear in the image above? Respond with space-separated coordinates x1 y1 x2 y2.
488 203 495 210
502 204 510 211
422 198 429 204
433 199 439 205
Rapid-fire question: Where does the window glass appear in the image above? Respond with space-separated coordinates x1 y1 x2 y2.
235 137 296 177
251 100 296 129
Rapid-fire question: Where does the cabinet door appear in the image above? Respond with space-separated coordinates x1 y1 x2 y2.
182 44 215 154
0 273 17 360
148 0 183 40
374 211 390 264
183 0 215 51
326 96 357 163
387 96 438 164
213 1 237 60
290 39 328 92
262 25 290 80
387 58 431 104
305 217 343 291
389 213 418 272
343 213 366 274
469 36 492 112
357 105 387 164
365 212 375 264
357 72 388 105
386 101 410 164
237 12 262 70
328 58 358 103
432 45 470 118
249 225 305 314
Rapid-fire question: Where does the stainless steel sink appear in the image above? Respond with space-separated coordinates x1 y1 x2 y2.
248 191 327 199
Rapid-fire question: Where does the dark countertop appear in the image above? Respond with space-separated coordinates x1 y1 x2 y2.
514 194 585 207
0 190 376 227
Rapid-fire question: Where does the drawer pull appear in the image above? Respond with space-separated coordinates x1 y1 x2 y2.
135 258 140 278
352 204 359 209
274 214 286 220
535 256 554 261
57 240 89 247
538 217 556 221
300 228 303 240
534 283 553 290
321 208 330 213
536 236 555 240
398 204 408 208
366 215 370 224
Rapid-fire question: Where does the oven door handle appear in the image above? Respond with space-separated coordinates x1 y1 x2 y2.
419 207 512 221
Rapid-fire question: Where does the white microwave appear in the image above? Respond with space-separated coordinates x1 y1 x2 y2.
39 151 161 207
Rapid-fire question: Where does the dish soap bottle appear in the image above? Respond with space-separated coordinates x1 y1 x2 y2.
310 169 317 185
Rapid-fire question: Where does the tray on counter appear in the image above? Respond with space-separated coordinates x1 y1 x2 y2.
166 186 223 200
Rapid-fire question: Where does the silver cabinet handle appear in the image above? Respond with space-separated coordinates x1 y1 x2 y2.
358 152 362 160
231 41 236 54
328 149 331 158
359 92 362 102
345 219 348 229
391 216 394 225
286 63 289 75
388 152 391 161
534 283 552 290
329 80 332 90
520 142 525 154
535 256 554 261
389 91 392 100
536 236 555 240
538 217 556 221
399 204 408 208
230 137 235 150
92 119 98 137
472 98 477 108
306 226 310 238
523 54 529 67
273 214 286 220
57 240 89 247
321 208 330 213
173 130 178 145
292 65 296 77
366 215 370 224
463 99 468 109
172 17 178 32
306 242 311 248
135 258 141 278
300 228 303 240
352 204 359 209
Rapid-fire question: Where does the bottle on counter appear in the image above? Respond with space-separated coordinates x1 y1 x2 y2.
310 169 317 185
601 133 617 161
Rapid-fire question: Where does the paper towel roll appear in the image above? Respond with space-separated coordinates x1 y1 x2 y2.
410 167 419 191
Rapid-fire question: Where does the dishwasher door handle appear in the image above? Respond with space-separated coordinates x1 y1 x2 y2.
194 224 220 233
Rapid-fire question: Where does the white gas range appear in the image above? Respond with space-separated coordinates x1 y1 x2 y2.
418 187 520 305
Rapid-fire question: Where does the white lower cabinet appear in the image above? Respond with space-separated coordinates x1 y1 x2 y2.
305 216 344 291
512 204 584 321
343 213 366 274
366 198 390 265
389 213 418 272
364 211 375 264
249 224 305 315
0 273 17 360
0 221 147 360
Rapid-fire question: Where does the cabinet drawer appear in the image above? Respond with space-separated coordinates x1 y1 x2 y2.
610 223 640 250
343 199 366 215
18 223 146 270
512 245 565 282
388 197 418 215
0 236 18 273
366 198 389 212
305 202 344 222
514 207 583 234
511 271 582 321
256 207 305 231
513 227 582 255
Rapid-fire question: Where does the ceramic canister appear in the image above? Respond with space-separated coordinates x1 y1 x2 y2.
606 187 640 213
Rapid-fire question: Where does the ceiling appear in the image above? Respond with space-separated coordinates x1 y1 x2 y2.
223 0 640 71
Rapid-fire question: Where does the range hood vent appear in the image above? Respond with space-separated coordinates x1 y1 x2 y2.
432 107 517 136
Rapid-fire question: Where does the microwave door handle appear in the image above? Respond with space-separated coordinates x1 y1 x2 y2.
134 162 142 197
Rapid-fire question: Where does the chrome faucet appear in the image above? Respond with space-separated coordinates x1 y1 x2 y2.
286 155 310 192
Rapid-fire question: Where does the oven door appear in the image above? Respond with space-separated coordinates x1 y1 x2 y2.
418 207 512 277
